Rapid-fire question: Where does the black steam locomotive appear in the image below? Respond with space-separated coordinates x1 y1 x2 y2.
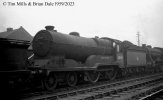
1 26 163 91
30 26 163 90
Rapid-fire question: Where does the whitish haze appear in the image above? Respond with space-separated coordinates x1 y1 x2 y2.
0 0 163 47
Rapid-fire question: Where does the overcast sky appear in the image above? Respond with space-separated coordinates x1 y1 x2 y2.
0 0 163 47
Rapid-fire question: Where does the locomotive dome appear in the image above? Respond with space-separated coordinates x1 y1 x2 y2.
69 32 80 36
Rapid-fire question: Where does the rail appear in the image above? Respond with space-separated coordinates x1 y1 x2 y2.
22 73 163 100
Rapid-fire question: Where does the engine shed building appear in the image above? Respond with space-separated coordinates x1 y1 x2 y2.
0 26 33 53
0 26 33 42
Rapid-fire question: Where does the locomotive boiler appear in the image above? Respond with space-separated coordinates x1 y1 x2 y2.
32 26 113 62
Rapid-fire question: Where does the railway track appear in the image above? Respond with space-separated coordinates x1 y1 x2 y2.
138 86 163 100
21 73 163 100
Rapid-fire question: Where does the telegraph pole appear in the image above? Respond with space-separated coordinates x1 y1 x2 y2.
137 32 140 46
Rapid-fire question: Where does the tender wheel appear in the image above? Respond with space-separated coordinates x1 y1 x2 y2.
85 71 100 83
106 68 117 80
43 73 57 91
66 72 78 87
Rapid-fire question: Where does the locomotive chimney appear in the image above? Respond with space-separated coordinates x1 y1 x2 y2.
7 28 13 32
45 25 57 32
147 45 152 48
45 26 54 30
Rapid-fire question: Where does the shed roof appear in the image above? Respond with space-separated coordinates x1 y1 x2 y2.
0 26 33 42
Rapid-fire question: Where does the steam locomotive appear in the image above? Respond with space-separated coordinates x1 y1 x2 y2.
1 26 163 91
29 26 163 90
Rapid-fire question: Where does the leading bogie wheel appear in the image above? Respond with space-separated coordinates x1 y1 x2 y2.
43 73 58 91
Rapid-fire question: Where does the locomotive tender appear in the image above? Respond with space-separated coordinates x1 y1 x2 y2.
0 38 31 88
31 26 163 90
